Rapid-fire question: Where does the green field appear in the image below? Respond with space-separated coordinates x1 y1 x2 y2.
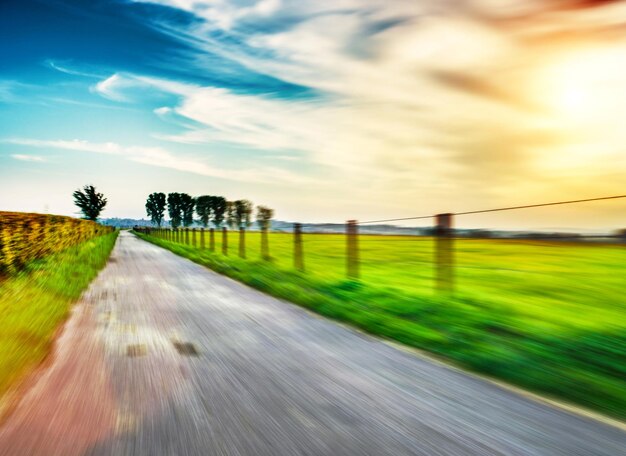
137 229 626 420
0 231 118 403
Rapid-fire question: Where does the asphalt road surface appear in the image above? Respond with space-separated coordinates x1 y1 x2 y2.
1 231 624 455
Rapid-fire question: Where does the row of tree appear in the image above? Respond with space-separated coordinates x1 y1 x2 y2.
145 193 274 230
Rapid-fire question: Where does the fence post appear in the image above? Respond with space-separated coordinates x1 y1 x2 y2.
294 223 304 271
346 220 359 279
200 228 205 249
239 227 246 258
185 228 190 245
222 227 228 255
210 228 215 251
435 213 454 293
192 228 197 247
261 227 270 260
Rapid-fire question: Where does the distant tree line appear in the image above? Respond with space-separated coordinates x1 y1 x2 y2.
145 192 274 230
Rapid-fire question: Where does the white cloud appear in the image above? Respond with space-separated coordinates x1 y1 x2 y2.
45 60 103 78
131 0 282 30
11 154 47 162
92 1 626 216
93 73 144 101
4 138 311 185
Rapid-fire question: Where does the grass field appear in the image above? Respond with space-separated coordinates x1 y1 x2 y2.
0 230 118 403
137 229 626 420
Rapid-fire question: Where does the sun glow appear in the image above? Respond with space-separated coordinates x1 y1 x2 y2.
538 46 626 127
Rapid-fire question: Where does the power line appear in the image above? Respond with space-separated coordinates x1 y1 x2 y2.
358 215 433 225
357 194 626 225
455 194 626 216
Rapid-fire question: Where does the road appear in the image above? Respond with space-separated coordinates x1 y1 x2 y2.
0 230 624 455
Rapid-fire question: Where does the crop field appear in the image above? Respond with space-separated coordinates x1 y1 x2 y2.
138 229 626 419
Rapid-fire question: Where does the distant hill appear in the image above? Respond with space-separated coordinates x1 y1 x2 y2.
101 218 156 228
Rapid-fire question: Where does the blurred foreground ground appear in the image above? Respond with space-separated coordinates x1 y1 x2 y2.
0 231 624 455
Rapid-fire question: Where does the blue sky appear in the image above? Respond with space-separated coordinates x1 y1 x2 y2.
1 0 626 229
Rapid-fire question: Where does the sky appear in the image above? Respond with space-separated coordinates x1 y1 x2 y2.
1 0 626 230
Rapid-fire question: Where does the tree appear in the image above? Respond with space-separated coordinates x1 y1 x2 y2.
211 196 227 227
195 195 213 227
167 193 183 228
145 192 166 227
226 201 237 229
257 205 274 260
234 200 254 228
256 206 274 231
180 193 195 227
73 185 107 221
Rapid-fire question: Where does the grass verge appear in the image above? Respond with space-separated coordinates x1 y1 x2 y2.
0 230 118 401
135 231 626 421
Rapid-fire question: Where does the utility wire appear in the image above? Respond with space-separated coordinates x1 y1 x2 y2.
357 215 433 225
357 194 626 225
455 194 626 216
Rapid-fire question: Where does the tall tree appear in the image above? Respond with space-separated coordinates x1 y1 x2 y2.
234 200 254 228
73 185 107 221
256 206 274 231
211 196 227 227
145 192 166 227
167 193 183 228
256 205 274 260
226 201 237 229
195 195 213 227
180 193 195 227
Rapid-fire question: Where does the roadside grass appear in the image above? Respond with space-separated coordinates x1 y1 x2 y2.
0 231 118 400
135 231 626 421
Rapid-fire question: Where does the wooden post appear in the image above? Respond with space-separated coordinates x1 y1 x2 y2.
192 228 197 247
435 213 454 293
185 228 190 245
200 228 205 249
210 228 215 251
222 227 228 255
294 223 304 271
346 220 359 280
239 227 246 258
261 227 269 260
